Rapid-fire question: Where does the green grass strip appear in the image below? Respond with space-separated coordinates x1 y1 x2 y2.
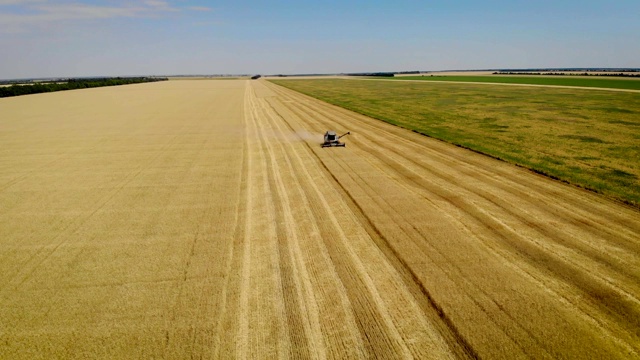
388 75 640 91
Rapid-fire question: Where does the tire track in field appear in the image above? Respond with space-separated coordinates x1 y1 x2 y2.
208 83 256 358
245 82 315 359
161 111 242 357
264 80 640 358
258 84 472 359
211 88 250 359
236 82 255 359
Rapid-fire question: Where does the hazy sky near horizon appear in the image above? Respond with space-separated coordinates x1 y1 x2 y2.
0 0 638 79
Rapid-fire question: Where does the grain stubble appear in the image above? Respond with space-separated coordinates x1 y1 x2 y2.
0 80 638 359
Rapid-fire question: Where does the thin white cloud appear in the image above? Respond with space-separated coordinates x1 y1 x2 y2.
0 0 197 32
194 20 223 27
0 0 45 5
142 0 178 12
187 6 212 12
30 3 139 19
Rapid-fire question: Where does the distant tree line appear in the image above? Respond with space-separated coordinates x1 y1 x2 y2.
346 72 395 77
494 71 640 78
0 77 168 98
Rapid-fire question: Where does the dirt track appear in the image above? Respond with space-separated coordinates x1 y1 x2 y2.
1 80 639 358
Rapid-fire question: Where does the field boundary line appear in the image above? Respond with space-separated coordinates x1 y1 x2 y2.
236 81 254 359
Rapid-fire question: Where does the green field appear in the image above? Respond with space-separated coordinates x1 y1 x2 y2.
389 75 640 90
271 78 640 207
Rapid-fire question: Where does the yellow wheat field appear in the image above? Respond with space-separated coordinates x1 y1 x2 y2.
0 80 638 359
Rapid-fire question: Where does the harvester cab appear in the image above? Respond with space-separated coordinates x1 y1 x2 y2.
322 131 350 147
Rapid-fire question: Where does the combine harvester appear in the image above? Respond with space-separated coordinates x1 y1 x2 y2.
322 131 350 147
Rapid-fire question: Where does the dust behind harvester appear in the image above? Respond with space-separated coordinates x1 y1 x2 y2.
322 131 350 147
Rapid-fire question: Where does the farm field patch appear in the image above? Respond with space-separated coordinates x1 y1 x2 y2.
388 75 640 90
272 78 640 207
1 80 639 358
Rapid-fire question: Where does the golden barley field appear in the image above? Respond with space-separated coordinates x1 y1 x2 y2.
0 80 638 359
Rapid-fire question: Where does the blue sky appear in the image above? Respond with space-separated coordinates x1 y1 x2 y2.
0 0 638 79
